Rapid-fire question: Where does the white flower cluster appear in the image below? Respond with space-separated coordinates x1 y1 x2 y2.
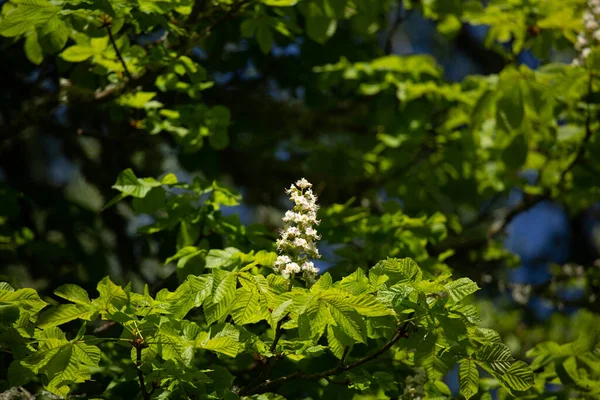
573 0 600 65
273 178 321 281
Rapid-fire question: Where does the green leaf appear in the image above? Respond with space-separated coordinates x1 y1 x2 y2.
132 187 166 214
94 277 127 313
196 332 239 357
0 287 47 314
263 0 298 5
117 92 159 109
305 7 337 44
0 282 14 292
205 247 242 270
459 358 479 400
37 304 96 328
212 270 237 304
444 278 479 302
326 299 367 344
38 18 68 53
54 284 91 305
339 268 372 295
502 133 528 170
497 360 534 392
111 169 162 199
326 324 348 359
474 343 514 375
231 288 261 325
297 296 330 341
496 81 524 132
61 45 98 62
24 30 43 64
0 0 60 37
320 288 392 317
371 258 423 286
256 23 273 54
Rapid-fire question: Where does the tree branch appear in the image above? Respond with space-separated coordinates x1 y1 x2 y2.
489 71 596 238
133 342 150 400
240 323 410 396
384 1 411 54
106 26 133 81
269 316 287 353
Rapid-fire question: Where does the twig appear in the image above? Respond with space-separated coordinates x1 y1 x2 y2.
133 341 151 400
340 346 350 366
240 323 410 396
106 26 133 81
269 316 287 353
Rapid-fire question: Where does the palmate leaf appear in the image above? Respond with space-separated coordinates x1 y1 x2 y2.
459 358 479 400
37 304 96 328
20 326 100 397
43 342 101 397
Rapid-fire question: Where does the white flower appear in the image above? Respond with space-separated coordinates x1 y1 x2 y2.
285 262 301 274
275 179 322 282
283 210 298 223
573 1 600 65
286 226 300 236
294 238 307 248
305 227 319 238
296 178 312 189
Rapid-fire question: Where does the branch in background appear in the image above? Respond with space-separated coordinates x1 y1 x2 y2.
489 71 596 238
106 25 133 81
488 191 550 238
384 1 412 54
240 321 411 396
68 0 252 105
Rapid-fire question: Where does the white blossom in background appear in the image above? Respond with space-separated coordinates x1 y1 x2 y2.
273 179 321 281
573 0 600 65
